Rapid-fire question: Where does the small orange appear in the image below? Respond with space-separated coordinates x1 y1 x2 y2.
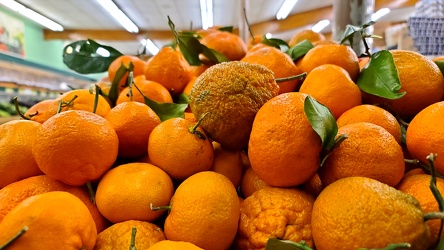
247 34 263 50
0 191 97 249
288 29 326 47
190 64 212 77
240 167 269 198
163 171 240 250
183 76 197 97
319 122 405 187
0 120 42 188
209 142 243 188
248 92 322 187
55 89 112 118
105 101 161 159
200 30 248 61
301 173 323 198
95 163 174 223
145 46 193 95
148 117 214 180
94 220 165 250
108 55 147 92
299 64 362 119
337 104 402 143
404 168 426 178
235 187 315 249
23 99 56 123
148 240 204 250
117 75 173 104
32 110 119 186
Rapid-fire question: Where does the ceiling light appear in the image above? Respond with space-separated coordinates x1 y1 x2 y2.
0 0 63 31
312 19 331 33
200 0 213 30
276 0 298 20
141 39 159 55
265 33 272 39
95 0 139 33
371 8 390 21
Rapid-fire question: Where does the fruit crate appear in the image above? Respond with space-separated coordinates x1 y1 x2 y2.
408 17 444 55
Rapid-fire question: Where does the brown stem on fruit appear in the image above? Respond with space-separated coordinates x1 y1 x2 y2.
93 84 101 114
86 182 96 205
275 72 307 83
424 212 444 221
320 134 348 167
127 71 134 102
129 227 137 250
150 203 171 211
426 153 444 243
56 95 78 114
0 226 28 250
13 97 30 120
188 112 209 140
243 8 255 44
404 159 419 165
358 243 411 250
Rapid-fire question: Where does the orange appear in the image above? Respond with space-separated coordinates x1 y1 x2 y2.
94 220 165 250
319 122 405 187
299 64 362 119
240 150 251 170
247 34 263 50
200 30 248 61
105 101 160 159
296 43 360 81
163 171 240 250
23 99 56 123
184 111 197 123
397 174 444 241
241 45 303 94
312 177 432 250
359 56 370 70
248 92 322 187
0 120 42 188
189 61 279 150
0 191 97 249
288 29 326 47
406 101 444 174
240 167 269 198
95 163 174 223
56 89 112 118
108 55 146 92
0 175 108 233
116 75 173 104
144 46 192 95
32 110 119 186
148 240 204 250
148 117 214 180
190 64 212 77
209 142 243 188
301 173 323 198
183 76 197 97
337 104 402 143
235 186 315 249
363 50 444 119
404 168 426 178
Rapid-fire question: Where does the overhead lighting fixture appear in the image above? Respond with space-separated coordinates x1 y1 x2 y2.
265 33 272 39
312 19 331 33
276 0 298 20
0 0 63 31
200 0 213 30
96 0 139 33
371 8 390 21
141 39 159 55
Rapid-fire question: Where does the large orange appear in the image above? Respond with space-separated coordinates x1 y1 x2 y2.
235 187 315 249
105 101 160 159
299 64 362 119
95 163 174 223
241 46 302 93
200 30 248 61
288 29 326 47
0 175 108 233
32 110 119 186
319 122 405 187
0 191 97 249
55 89 112 118
108 55 146 92
144 46 192 95
163 171 240 250
248 92 322 187
312 177 432 250
148 240 203 250
148 117 214 180
0 120 43 189
406 101 444 174
116 75 173 104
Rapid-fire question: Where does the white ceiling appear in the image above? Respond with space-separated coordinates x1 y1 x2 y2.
16 0 417 55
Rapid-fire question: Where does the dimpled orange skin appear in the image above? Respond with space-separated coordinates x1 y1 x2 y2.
235 187 315 249
406 101 444 174
0 191 97 250
319 122 405 187
32 110 119 186
148 240 204 250
94 220 165 250
164 171 240 250
312 177 432 250
248 92 322 187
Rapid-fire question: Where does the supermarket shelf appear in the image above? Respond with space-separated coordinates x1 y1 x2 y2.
0 115 21 125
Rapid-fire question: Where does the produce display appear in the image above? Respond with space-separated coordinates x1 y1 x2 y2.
1 19 444 250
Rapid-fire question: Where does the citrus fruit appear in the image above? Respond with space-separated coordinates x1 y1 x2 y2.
240 167 269 198
209 142 243 188
108 55 146 92
200 30 248 61
288 29 326 47
148 240 203 250
23 99 56 123
116 75 173 104
55 89 112 118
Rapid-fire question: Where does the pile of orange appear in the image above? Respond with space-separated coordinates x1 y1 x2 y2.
2 26 444 250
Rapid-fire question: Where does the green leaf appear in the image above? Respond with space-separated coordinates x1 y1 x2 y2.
107 62 133 106
63 39 123 74
357 50 406 100
265 239 313 250
339 21 376 46
435 60 444 75
401 124 406 144
304 95 338 151
261 35 289 52
201 46 229 64
218 26 234 33
286 40 314 61
143 97 188 122
178 35 203 66
174 93 190 104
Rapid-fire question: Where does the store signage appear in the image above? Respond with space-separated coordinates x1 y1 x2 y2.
0 11 25 58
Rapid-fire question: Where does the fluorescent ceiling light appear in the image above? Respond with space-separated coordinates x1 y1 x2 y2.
96 0 139 33
312 19 330 33
200 0 213 30
371 8 390 21
141 39 159 55
0 0 63 31
276 0 298 20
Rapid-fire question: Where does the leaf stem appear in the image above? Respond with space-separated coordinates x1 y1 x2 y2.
0 226 28 250
56 95 78 114
129 227 137 250
275 72 307 83
86 182 96 205
243 8 255 44
167 16 180 50
93 84 100 114
426 153 444 243
424 212 444 221
13 97 30 120
150 203 171 211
